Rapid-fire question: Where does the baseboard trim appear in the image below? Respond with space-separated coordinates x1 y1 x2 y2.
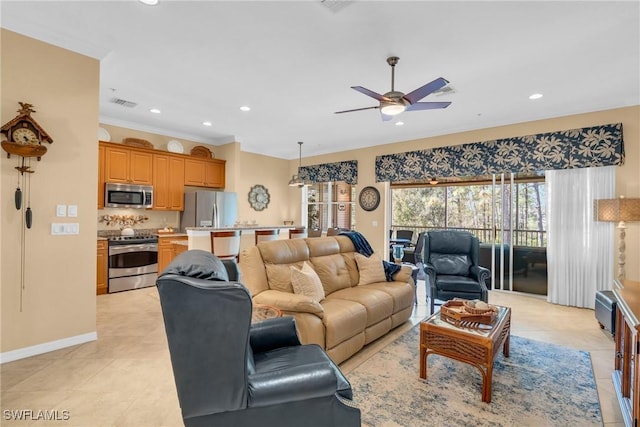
0 332 97 364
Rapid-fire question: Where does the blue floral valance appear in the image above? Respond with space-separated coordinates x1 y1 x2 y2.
299 160 358 185
375 123 624 182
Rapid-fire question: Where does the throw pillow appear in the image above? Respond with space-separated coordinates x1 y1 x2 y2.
290 261 325 303
355 252 386 285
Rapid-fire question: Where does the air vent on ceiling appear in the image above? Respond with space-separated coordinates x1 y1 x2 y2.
320 0 352 13
109 97 138 108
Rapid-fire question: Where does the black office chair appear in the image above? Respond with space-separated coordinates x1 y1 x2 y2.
157 250 361 427
423 230 490 314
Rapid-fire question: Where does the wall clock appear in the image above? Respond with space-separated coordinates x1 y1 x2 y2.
359 186 380 211
1 102 53 161
248 184 270 211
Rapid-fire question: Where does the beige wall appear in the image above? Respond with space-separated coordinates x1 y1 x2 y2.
1 30 100 354
300 106 640 280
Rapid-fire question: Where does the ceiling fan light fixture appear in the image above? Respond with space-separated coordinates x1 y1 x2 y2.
380 103 406 116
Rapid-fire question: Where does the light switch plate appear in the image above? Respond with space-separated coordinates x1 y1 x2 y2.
67 205 78 217
56 204 67 217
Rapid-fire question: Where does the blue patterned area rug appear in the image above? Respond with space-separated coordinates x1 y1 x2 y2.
348 326 602 427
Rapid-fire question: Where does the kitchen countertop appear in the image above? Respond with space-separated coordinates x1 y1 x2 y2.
185 225 300 231
157 232 188 238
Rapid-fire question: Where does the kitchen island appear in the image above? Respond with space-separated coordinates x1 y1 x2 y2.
185 226 301 253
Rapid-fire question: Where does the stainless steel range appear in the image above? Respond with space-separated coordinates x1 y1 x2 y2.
108 235 158 293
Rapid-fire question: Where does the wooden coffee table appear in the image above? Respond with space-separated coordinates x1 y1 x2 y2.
419 304 511 403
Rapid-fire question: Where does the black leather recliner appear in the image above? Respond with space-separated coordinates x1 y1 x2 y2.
423 230 491 314
156 250 361 427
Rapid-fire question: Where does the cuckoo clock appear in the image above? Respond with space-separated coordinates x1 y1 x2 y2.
1 102 53 161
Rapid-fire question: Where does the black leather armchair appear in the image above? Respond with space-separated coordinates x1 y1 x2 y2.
423 230 491 314
156 250 360 427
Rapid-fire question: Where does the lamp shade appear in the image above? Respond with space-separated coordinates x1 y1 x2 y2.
596 197 640 222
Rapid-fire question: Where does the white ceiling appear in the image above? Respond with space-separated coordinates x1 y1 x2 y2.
2 1 639 159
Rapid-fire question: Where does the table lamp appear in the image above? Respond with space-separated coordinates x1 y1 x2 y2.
595 196 640 280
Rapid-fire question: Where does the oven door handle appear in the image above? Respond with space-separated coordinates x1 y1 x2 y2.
109 243 158 255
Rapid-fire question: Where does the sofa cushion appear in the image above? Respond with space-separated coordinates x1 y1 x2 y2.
261 240 310 293
365 282 415 312
430 254 471 276
310 254 352 295
290 262 325 303
320 299 367 349
327 287 393 326
354 253 386 286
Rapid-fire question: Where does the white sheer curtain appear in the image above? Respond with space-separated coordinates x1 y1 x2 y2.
545 166 615 308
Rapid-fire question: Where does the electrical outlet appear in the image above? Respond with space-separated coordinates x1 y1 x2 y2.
67 205 78 217
56 204 67 217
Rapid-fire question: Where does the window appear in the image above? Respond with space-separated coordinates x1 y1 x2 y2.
305 182 355 231
391 174 546 247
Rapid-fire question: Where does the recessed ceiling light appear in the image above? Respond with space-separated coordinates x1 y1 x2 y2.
395 121 404 126
529 93 543 100
202 121 212 126
240 106 251 112
149 108 161 114
139 0 159 5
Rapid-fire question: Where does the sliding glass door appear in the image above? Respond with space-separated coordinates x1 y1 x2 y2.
390 172 547 295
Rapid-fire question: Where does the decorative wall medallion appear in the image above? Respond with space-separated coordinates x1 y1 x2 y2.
358 186 380 211
249 184 270 211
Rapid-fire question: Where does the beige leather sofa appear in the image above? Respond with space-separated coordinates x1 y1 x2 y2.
240 236 415 364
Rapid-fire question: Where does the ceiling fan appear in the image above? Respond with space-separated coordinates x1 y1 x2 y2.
335 56 452 121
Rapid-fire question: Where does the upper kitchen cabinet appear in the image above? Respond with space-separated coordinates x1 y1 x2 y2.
184 158 226 188
98 144 105 209
154 153 185 211
104 144 153 185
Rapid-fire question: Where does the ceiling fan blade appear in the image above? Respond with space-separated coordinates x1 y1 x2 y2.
405 101 452 111
351 86 390 102
403 77 450 104
334 106 380 114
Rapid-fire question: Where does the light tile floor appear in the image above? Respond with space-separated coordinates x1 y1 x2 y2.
1 281 623 426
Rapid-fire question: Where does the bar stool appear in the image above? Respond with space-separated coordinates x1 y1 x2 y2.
308 228 322 238
210 230 242 261
255 229 280 245
288 227 307 239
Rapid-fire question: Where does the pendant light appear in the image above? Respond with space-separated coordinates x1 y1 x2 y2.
288 141 307 187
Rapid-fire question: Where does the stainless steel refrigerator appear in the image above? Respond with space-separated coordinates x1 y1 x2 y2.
180 190 238 231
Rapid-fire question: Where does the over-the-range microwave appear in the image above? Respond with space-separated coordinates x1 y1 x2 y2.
105 183 153 209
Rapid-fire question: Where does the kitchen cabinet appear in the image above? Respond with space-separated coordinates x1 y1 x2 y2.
613 278 640 427
97 240 108 295
158 235 188 273
184 158 225 188
153 153 185 210
104 145 153 185
98 144 105 209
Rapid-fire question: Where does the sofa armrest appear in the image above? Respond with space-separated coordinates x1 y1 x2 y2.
391 264 412 283
248 362 338 408
470 265 490 285
254 290 324 317
250 316 301 353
